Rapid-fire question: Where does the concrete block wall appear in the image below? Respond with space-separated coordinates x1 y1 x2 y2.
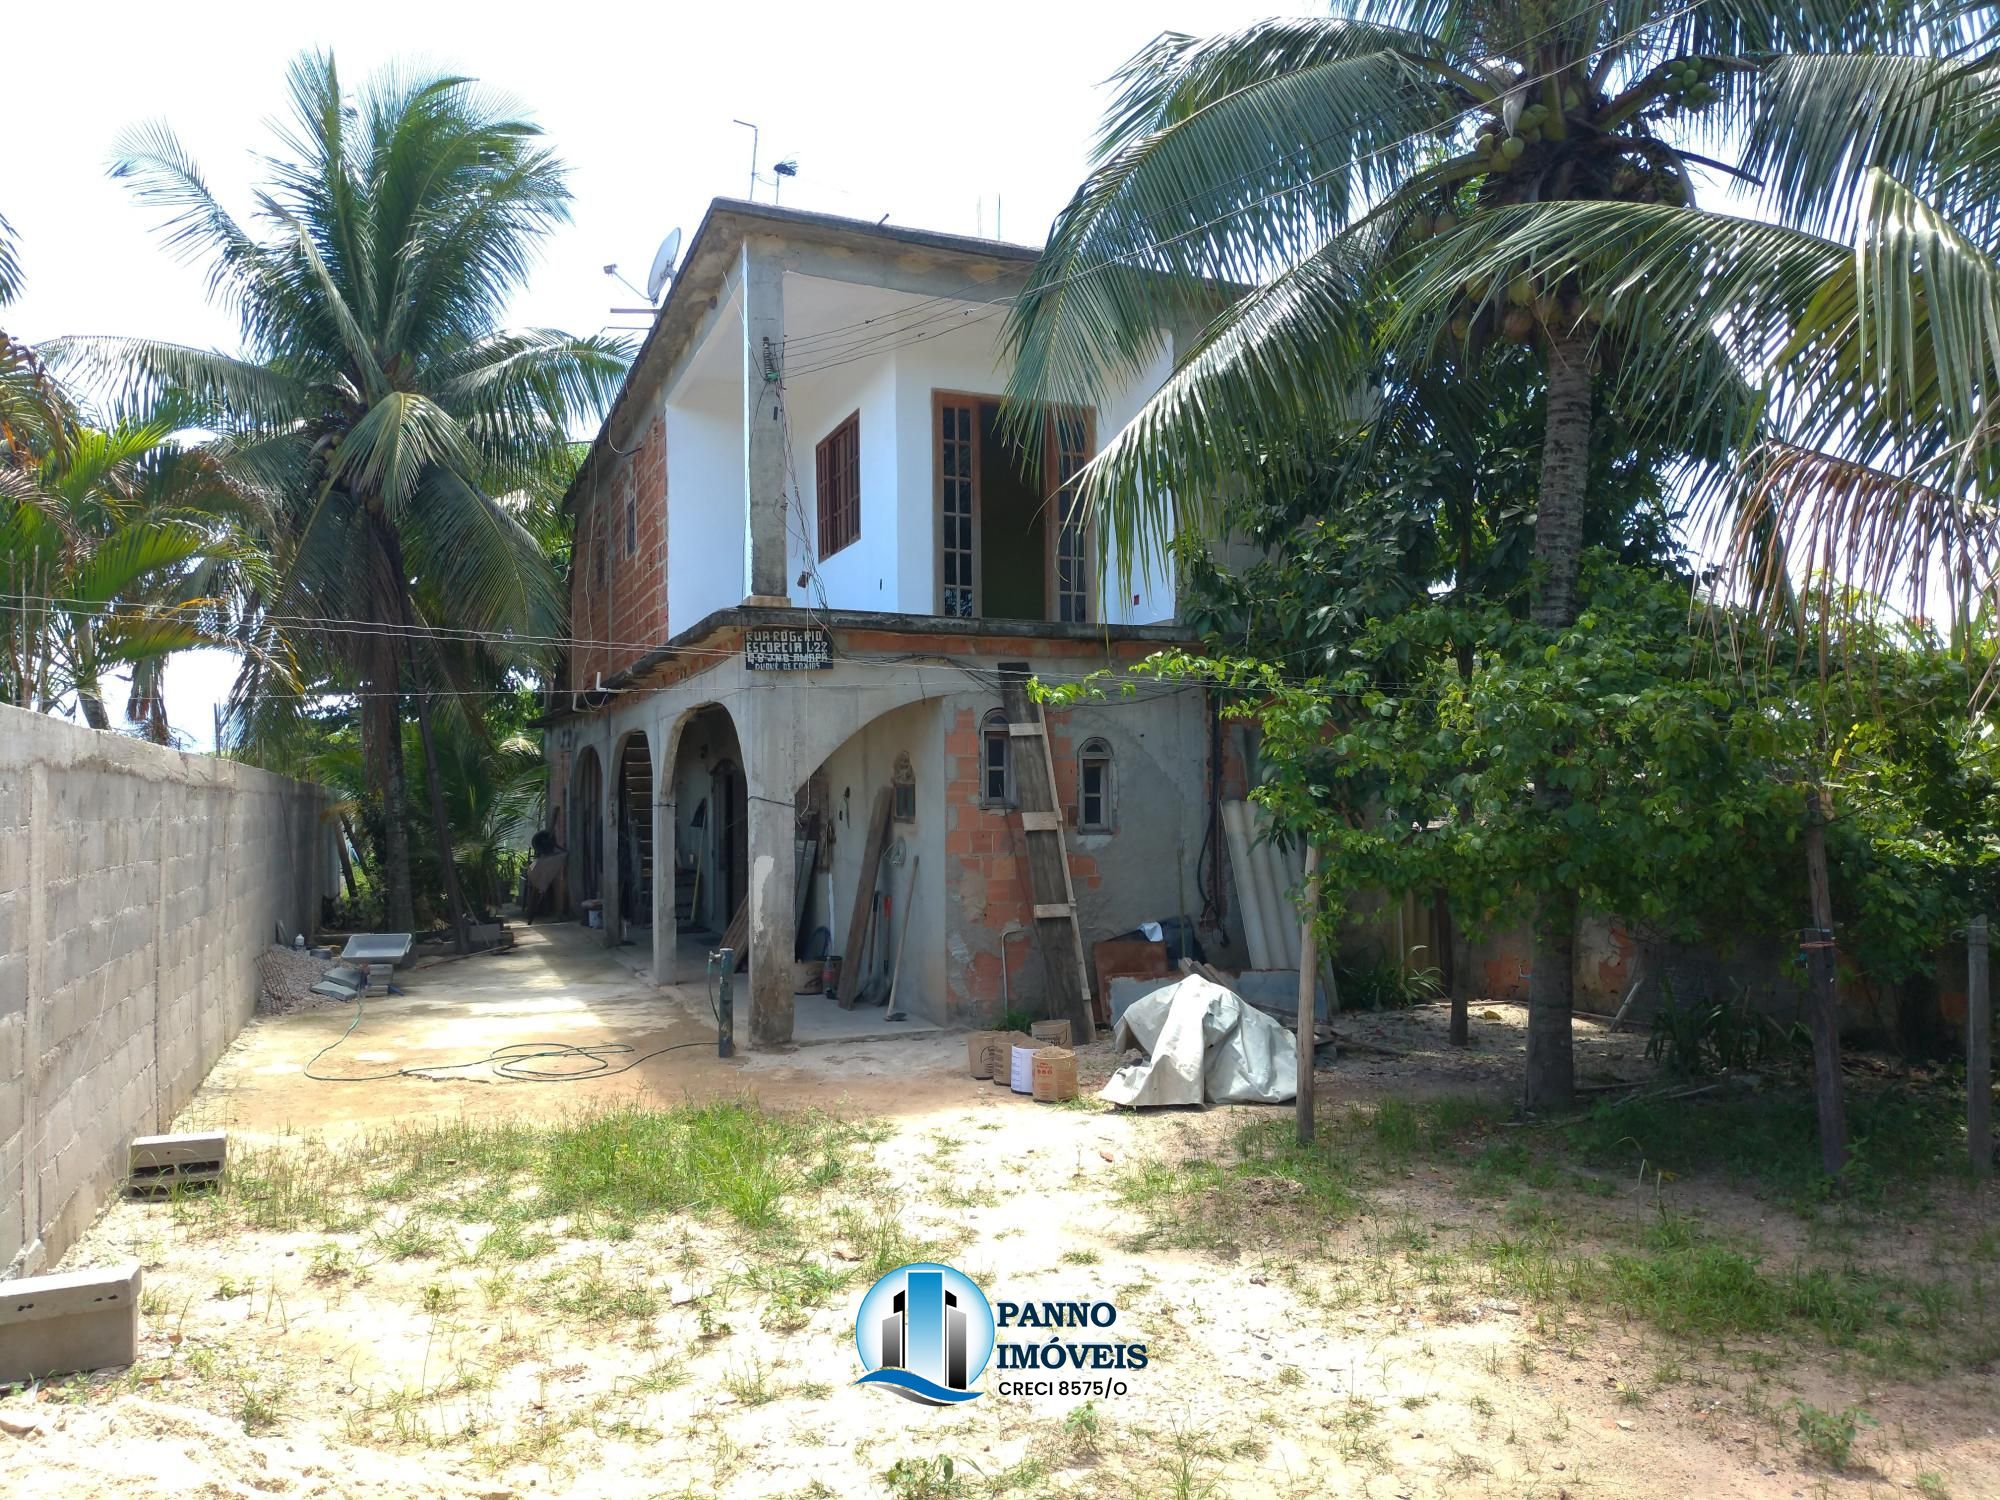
0 704 324 1277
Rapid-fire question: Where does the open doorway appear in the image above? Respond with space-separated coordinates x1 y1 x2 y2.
935 394 1094 623
668 704 748 941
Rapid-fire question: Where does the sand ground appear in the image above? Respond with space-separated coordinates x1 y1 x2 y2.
3 926 1994 1498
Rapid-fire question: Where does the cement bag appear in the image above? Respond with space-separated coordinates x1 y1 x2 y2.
1099 974 1295 1108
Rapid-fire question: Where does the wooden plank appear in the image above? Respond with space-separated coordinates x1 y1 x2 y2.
1019 811 1061 832
1000 666 1094 1043
839 788 894 1009
1971 915 1991 1178
720 899 747 971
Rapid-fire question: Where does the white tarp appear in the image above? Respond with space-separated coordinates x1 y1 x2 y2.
1099 975 1295 1108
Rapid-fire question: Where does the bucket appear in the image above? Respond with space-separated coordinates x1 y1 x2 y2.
1030 1019 1072 1048
1032 1047 1079 1103
1010 1042 1049 1094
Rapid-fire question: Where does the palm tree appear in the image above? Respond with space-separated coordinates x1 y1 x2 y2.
1 403 265 731
1004 1 1947 1110
75 54 628 935
3 217 262 735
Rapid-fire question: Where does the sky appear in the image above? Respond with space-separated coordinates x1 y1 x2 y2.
4 0 1277 748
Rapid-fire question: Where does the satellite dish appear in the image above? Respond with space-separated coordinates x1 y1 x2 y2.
645 228 683 303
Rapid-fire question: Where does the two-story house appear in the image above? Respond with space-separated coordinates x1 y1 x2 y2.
543 199 1244 1048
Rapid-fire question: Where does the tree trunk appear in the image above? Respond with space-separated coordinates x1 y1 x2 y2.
363 528 418 934
1522 324 1595 1112
1438 889 1466 1046
335 814 360 904
1532 326 1593 632
1446 508 1472 1046
76 687 111 731
1802 786 1850 1180
409 677 472 954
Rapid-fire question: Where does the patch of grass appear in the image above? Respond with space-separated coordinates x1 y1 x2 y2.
1061 1401 1102 1462
882 1454 967 1499
1563 1084 1963 1206
1060 1248 1101 1266
1915 1472 1952 1499
1790 1399 1874 1471
542 1257 659 1325
1117 1118 1362 1251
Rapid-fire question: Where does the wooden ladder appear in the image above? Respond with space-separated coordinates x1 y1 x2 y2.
999 666 1095 1042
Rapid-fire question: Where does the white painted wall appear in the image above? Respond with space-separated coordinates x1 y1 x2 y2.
783 348 901 612
665 379 747 640
772 270 1181 624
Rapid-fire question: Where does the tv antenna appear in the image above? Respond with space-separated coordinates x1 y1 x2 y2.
772 159 798 204
732 119 759 201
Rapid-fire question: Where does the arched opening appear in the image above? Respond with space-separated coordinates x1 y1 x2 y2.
667 705 747 943
572 746 604 913
616 731 654 939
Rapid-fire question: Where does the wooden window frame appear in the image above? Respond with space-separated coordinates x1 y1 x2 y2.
815 410 862 561
932 391 1096 623
978 709 1014 807
1076 737 1114 833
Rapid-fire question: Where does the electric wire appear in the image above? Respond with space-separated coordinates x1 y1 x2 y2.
301 985 720 1083
766 0 1713 382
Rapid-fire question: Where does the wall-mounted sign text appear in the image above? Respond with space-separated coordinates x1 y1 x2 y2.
744 627 832 671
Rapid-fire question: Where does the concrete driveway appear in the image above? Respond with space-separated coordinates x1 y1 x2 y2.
180 924 966 1141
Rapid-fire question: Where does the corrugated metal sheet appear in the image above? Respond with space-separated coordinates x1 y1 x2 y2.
1221 799 1308 970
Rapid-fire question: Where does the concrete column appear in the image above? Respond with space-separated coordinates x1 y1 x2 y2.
17 763 48 1275
745 783 796 1048
741 237 790 605
651 729 676 986
599 735 621 950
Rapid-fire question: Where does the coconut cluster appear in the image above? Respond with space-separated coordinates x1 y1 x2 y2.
1447 268 1604 346
1655 56 1723 112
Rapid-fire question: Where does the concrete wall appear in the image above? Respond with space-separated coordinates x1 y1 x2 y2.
0 705 325 1277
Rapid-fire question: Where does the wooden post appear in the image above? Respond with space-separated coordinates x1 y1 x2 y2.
1297 846 1321 1146
1802 787 1850 1180
1970 915 1991 1179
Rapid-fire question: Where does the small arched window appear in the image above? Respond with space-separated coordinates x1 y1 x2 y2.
979 710 1014 807
892 751 916 822
1077 737 1114 833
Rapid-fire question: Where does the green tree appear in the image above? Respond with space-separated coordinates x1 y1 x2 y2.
1005 1 1945 1108
77 54 627 934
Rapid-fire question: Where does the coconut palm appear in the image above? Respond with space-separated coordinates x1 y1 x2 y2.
1004 1 1955 1109
74 54 628 933
1397 28 2000 633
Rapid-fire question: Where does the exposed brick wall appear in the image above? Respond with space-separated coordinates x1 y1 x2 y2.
570 413 668 690
940 705 1111 1022
0 705 324 1276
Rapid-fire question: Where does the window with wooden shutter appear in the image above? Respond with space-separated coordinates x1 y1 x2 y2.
815 412 861 560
